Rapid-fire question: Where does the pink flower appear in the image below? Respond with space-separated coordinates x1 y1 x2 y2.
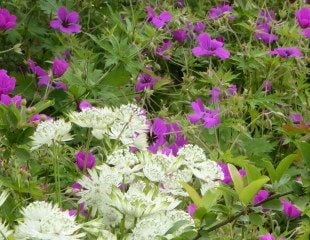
29 114 52 124
155 39 172 60
217 162 246 184
0 94 22 107
281 199 301 218
192 33 230 59
53 81 68 91
270 47 302 58
50 6 81 34
209 87 221 103
146 6 172 28
208 4 235 20
228 84 237 95
75 151 96 170
259 233 276 240
0 69 16 94
0 8 17 30
79 101 92 110
187 203 197 217
262 80 272 93
28 59 50 86
295 7 310 29
52 58 69 77
253 190 269 205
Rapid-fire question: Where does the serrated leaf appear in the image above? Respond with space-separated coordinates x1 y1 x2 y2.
228 164 244 194
39 0 59 15
181 182 203 207
239 176 269 205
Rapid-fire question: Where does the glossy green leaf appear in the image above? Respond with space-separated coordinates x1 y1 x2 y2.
182 182 203 207
275 154 297 181
228 164 244 194
239 176 269 205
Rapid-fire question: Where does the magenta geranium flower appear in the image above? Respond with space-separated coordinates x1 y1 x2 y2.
75 151 96 170
253 190 269 205
0 69 16 95
172 29 187 43
146 6 172 28
217 162 246 184
52 58 69 77
208 4 235 20
29 114 52 124
0 8 17 30
295 7 310 38
209 87 221 103
135 68 158 92
192 33 230 59
228 84 237 95
148 118 187 156
259 233 276 240
281 199 301 218
194 21 206 34
255 10 278 44
50 6 81 34
270 47 302 58
295 7 310 29
188 98 221 128
155 39 172 60
290 113 303 122
28 59 50 86
53 81 68 91
0 94 22 107
79 100 92 110
187 203 197 217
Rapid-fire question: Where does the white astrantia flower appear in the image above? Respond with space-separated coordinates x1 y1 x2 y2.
69 107 116 139
130 210 195 240
14 201 85 240
105 148 141 183
109 181 180 218
31 119 72 149
139 152 191 196
77 164 123 225
177 144 207 166
177 144 223 192
0 220 12 240
108 104 148 149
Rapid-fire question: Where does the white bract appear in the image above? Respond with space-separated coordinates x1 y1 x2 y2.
130 210 195 240
14 201 84 240
31 119 72 149
109 181 180 218
77 164 123 225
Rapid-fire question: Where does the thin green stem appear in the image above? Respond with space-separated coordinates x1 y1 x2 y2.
52 144 61 206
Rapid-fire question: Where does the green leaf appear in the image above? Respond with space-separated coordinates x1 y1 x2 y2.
181 182 203 207
297 142 310 168
263 160 276 182
239 176 269 205
202 189 222 210
104 65 131 86
165 220 190 235
275 154 297 181
39 0 59 15
228 164 244 194
244 164 261 182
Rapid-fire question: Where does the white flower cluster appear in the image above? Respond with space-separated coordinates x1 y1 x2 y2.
14 201 85 240
109 181 180 218
69 104 149 149
73 144 222 239
31 119 72 149
77 164 123 226
129 210 194 240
